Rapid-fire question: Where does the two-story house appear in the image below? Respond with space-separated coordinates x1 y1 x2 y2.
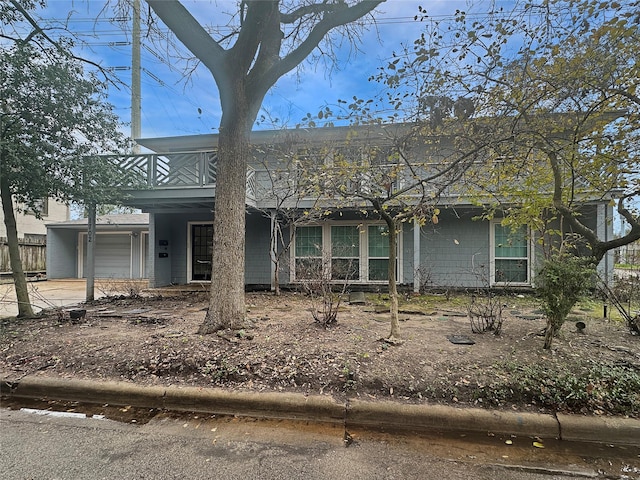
45 123 615 290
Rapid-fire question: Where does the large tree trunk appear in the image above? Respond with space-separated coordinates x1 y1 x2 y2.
199 112 250 333
145 0 386 333
0 176 34 318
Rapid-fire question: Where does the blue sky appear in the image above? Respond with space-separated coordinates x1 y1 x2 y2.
25 0 480 139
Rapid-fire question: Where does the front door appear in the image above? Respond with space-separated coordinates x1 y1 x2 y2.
191 224 213 281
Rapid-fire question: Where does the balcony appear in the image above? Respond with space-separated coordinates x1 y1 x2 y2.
108 151 257 210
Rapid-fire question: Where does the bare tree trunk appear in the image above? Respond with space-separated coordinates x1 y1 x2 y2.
270 211 281 296
381 212 401 341
543 319 559 350
0 176 34 317
199 115 249 333
146 0 385 333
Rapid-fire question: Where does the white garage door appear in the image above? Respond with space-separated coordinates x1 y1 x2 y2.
82 234 132 278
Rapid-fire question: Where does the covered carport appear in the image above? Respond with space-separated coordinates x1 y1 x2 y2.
46 214 149 280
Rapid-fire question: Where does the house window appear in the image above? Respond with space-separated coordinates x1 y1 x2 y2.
492 223 529 284
294 225 323 279
29 198 48 216
331 225 360 280
293 223 400 283
368 225 390 281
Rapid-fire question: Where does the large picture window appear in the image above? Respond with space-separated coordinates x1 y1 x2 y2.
492 223 530 284
293 223 399 283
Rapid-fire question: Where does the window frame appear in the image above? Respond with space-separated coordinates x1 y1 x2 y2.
367 224 392 281
291 221 402 284
330 224 361 281
293 225 325 280
27 197 49 217
489 220 533 286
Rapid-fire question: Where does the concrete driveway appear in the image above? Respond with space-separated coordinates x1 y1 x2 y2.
0 279 99 319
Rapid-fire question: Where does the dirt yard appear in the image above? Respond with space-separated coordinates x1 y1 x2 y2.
1 290 639 417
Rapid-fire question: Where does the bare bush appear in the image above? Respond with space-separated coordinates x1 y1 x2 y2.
296 254 356 328
601 271 640 336
467 293 504 335
466 261 505 335
27 283 64 321
96 278 145 298
415 263 434 294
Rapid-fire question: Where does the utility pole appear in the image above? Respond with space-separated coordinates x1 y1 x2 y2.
87 1 141 302
131 0 141 153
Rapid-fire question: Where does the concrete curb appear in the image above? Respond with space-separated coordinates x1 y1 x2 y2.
556 412 640 446
162 386 345 423
2 376 639 447
347 399 559 439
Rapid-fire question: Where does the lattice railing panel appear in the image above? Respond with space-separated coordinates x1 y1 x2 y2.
116 155 151 185
205 152 218 185
246 168 257 199
155 153 203 186
110 151 256 200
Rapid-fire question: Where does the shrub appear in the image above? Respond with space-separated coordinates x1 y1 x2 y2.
536 254 596 349
492 362 640 415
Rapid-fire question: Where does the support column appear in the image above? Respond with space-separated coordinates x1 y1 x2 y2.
413 218 421 293
147 212 156 288
597 203 613 286
85 203 96 302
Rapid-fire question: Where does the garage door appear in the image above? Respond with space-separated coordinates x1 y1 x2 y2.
82 234 131 278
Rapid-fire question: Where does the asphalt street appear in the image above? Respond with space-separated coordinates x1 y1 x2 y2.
2 278 639 479
4 407 637 480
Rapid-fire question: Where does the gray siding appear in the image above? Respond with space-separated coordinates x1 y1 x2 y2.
152 211 212 286
151 210 274 286
46 229 77 279
419 210 490 289
152 213 176 286
141 203 615 290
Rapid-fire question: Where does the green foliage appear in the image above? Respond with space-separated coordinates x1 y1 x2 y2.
536 254 596 348
341 362 357 391
200 359 240 382
0 42 130 213
1 20 133 317
375 0 640 263
0 1 45 26
492 362 640 416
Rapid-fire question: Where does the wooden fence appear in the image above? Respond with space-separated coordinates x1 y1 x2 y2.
0 236 47 274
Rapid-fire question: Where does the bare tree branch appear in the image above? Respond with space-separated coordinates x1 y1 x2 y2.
7 0 116 83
